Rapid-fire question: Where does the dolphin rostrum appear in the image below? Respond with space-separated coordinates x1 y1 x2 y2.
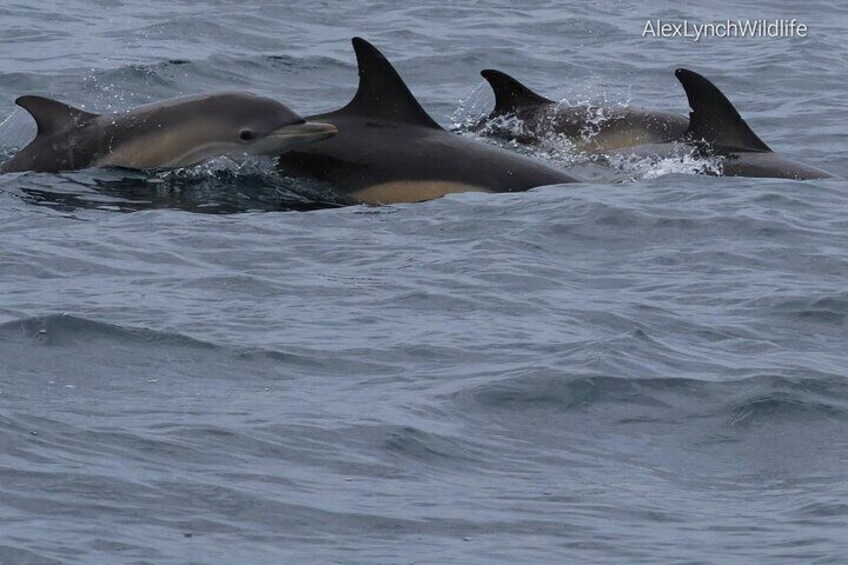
1 92 337 173
277 38 582 205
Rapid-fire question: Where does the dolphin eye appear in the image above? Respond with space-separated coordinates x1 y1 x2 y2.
239 129 254 142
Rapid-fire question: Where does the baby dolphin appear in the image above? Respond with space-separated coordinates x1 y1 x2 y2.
1 92 337 173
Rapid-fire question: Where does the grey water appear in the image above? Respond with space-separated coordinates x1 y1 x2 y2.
2 1 848 563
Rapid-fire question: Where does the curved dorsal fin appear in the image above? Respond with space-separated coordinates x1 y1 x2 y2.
16 96 98 136
334 37 441 129
480 69 554 116
675 69 771 153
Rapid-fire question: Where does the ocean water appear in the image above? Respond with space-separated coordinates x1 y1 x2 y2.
2 1 848 563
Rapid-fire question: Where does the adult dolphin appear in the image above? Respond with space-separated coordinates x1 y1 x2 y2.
1 93 337 173
475 68 832 180
276 38 582 205
657 69 832 179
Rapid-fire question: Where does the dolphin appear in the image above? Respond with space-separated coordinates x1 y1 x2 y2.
1 92 337 173
475 68 832 180
475 69 689 153
276 38 581 205
651 69 832 179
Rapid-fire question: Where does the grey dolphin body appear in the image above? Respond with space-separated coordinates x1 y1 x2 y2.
475 69 689 152
276 38 581 205
1 92 337 173
476 69 831 180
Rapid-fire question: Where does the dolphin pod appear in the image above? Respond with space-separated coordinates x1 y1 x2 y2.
476 67 832 180
0 37 833 197
0 93 337 173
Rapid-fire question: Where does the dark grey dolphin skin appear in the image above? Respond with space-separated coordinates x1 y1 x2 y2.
663 69 831 179
475 69 690 152
476 68 832 180
277 38 581 204
1 93 337 173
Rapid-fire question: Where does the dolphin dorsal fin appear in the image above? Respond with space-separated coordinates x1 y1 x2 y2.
335 37 442 129
480 69 554 116
16 96 98 136
675 69 771 153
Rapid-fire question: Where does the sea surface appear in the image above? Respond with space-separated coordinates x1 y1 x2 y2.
2 1 848 563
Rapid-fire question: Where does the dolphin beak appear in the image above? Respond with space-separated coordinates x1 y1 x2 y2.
271 120 337 142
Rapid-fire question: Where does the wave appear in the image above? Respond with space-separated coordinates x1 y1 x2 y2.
748 291 848 326
0 313 218 349
0 314 399 385
454 372 848 427
2 165 346 214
